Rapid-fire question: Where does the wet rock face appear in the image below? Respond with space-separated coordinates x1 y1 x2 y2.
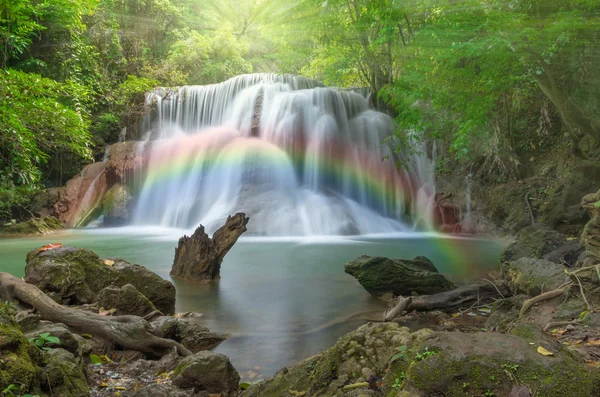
51 161 108 226
172 351 240 395
102 183 134 226
344 255 455 297
25 245 175 314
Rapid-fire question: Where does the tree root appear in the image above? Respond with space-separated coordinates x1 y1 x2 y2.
543 319 583 332
0 272 192 357
519 286 569 318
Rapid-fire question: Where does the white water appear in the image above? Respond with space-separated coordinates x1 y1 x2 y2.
132 74 435 235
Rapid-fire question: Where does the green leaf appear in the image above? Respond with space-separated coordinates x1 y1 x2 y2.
90 354 104 365
45 336 60 344
240 382 252 390
81 334 93 339
594 201 600 208
39 332 50 338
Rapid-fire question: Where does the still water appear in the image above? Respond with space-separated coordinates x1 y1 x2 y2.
0 228 504 379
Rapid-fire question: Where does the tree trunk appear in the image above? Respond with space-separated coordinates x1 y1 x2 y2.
170 213 249 282
536 69 600 151
0 272 192 357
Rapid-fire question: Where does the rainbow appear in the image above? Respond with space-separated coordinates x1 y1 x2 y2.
138 127 419 218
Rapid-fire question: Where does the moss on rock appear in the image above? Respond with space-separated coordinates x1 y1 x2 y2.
0 315 42 395
386 331 600 397
41 348 88 396
0 216 63 235
344 256 455 297
503 257 569 296
24 245 176 313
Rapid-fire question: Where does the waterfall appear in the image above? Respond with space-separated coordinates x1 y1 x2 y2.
131 74 434 235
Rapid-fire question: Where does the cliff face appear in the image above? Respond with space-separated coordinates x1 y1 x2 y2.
39 141 147 227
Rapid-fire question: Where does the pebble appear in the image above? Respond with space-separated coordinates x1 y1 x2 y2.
566 324 575 331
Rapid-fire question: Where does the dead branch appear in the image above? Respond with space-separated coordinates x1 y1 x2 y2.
520 286 569 318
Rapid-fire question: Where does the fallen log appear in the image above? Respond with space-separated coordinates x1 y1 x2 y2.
384 282 511 321
0 272 192 357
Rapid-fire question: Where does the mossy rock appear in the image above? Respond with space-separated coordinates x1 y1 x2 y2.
344 255 455 297
172 350 240 395
0 216 63 235
0 315 43 395
242 323 431 397
25 245 176 314
41 348 88 397
502 257 569 296
500 224 567 263
96 284 157 316
486 296 526 332
385 331 600 397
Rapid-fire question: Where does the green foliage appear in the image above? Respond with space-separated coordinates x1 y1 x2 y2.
382 0 600 173
28 332 60 351
89 353 103 365
414 347 437 361
166 30 252 85
1 383 38 397
0 300 17 317
0 69 92 220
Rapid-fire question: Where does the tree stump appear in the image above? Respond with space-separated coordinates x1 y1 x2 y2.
170 213 249 282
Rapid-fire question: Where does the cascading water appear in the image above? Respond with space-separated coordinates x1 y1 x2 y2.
132 74 435 235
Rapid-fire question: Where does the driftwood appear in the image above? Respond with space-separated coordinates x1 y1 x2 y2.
384 282 511 321
0 272 192 357
171 213 249 282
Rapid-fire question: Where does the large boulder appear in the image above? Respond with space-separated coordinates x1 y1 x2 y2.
503 257 569 296
96 284 157 316
388 331 599 397
25 245 175 314
344 255 455 297
581 189 600 258
500 223 567 263
102 183 134 226
172 351 240 395
0 216 63 235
